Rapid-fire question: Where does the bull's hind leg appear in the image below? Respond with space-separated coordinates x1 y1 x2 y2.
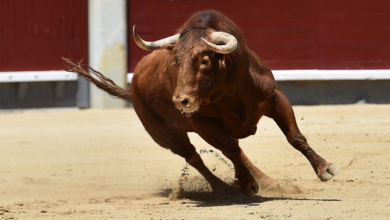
267 89 339 181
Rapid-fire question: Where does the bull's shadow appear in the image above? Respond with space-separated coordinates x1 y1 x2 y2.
155 188 342 207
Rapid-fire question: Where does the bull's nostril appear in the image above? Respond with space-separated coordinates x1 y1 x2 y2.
182 99 189 107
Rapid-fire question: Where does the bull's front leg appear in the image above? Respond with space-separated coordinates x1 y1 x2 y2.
232 138 284 190
188 116 259 196
267 89 339 181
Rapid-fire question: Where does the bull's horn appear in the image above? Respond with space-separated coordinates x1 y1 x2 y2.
201 32 238 54
133 26 180 51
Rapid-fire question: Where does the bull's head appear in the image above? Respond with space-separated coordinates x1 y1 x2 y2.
133 26 237 115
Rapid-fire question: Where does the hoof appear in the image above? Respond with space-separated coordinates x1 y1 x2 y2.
234 179 259 196
318 164 339 181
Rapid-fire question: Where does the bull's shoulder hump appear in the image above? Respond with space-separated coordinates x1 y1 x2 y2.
133 51 158 75
134 50 173 75
133 50 175 98
247 51 274 78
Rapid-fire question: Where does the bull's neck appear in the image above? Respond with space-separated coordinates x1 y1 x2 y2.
218 53 272 120
218 65 257 109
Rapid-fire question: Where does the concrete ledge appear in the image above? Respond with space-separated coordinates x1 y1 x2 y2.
127 69 390 83
0 71 78 83
0 81 78 109
278 80 390 105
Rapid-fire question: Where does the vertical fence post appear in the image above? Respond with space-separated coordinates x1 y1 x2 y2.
88 0 127 108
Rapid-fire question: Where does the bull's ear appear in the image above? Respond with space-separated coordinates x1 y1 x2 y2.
165 44 174 50
219 54 226 68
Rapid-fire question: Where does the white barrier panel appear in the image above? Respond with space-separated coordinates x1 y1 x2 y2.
127 69 390 83
2 69 389 84
127 73 134 84
0 71 78 83
273 69 390 81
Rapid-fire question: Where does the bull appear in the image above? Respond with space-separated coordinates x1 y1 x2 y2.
64 10 338 196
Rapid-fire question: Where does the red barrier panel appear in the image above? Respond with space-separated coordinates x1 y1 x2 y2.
127 0 390 71
0 0 88 72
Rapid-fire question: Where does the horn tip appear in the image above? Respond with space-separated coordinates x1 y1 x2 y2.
133 26 140 39
200 38 208 43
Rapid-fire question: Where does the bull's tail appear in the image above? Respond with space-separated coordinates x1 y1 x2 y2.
62 57 132 103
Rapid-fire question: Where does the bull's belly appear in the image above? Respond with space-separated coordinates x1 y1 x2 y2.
226 126 258 139
196 105 260 139
221 121 258 139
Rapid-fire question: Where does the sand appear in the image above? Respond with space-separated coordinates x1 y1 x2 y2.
0 104 389 219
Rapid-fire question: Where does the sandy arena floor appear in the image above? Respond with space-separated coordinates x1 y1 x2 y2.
0 104 389 219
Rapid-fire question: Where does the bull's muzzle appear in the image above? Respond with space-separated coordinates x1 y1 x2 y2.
172 95 199 114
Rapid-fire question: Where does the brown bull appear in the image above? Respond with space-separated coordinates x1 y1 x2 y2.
64 10 338 196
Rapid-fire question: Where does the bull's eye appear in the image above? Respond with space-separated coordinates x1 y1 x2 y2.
201 59 209 65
